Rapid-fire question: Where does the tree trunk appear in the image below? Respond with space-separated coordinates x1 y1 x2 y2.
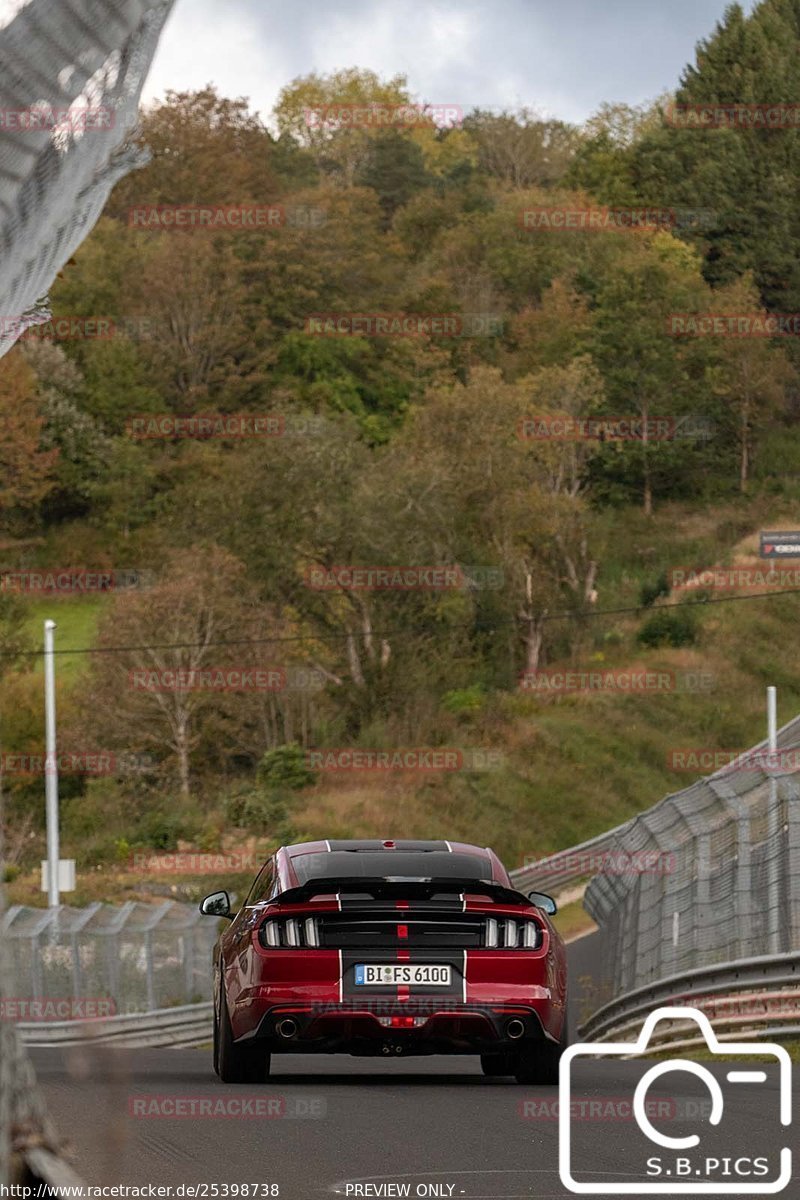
175 718 190 798
525 624 543 673
740 401 749 492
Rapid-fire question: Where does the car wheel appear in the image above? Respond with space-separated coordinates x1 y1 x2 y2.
480 1053 514 1077
217 980 271 1084
514 1013 569 1086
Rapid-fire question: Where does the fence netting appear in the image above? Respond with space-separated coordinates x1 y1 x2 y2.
3 900 219 1014
583 714 800 999
0 0 175 358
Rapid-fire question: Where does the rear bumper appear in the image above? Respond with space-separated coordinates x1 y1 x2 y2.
241 1000 559 1055
224 945 567 1053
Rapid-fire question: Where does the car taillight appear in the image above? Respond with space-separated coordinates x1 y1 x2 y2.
485 917 541 949
260 916 321 948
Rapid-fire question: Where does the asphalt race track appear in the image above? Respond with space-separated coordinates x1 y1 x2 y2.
31 934 798 1199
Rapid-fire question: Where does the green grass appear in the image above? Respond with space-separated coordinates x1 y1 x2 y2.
552 898 597 942
20 596 107 683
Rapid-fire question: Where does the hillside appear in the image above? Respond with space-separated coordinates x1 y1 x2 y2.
4 2 800 911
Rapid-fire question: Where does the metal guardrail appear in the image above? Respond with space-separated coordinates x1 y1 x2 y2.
18 955 800 1052
19 1002 214 1049
578 950 800 1049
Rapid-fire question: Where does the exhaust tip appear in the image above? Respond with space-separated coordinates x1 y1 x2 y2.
506 1018 525 1040
276 1017 298 1039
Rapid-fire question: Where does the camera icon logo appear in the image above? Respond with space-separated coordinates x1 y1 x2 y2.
559 1005 792 1194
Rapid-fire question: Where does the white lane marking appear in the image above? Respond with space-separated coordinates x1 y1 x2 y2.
325 839 331 851
336 891 342 910
444 840 453 852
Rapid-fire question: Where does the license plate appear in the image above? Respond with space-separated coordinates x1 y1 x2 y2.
354 964 452 987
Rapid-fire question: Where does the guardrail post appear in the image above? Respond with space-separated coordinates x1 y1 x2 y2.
145 929 156 1010
694 833 711 964
782 776 800 949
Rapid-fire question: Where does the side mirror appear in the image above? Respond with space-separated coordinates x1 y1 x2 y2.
200 890 232 919
528 890 557 916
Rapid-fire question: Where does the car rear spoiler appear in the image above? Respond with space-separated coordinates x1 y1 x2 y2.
270 876 534 907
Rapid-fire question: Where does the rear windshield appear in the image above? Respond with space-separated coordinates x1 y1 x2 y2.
291 851 490 884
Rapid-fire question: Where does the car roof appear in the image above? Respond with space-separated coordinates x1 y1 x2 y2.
285 838 491 857
278 839 510 888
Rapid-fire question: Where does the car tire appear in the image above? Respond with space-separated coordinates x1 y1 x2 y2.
480 1053 514 1076
217 980 271 1084
514 1013 569 1086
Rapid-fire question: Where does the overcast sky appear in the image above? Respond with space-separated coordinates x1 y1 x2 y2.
140 0 759 128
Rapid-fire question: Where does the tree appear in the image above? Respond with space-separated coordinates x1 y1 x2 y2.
78 546 260 798
106 87 286 214
0 350 58 526
21 341 112 519
395 366 603 675
586 234 717 513
627 1 800 313
711 274 795 490
274 69 414 186
356 131 432 224
464 109 580 189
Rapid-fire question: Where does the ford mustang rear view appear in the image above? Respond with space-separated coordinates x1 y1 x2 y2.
200 838 568 1084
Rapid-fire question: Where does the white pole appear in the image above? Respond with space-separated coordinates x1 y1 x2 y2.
767 685 777 754
44 619 59 908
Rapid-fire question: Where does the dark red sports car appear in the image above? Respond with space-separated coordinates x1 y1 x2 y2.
200 838 568 1084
